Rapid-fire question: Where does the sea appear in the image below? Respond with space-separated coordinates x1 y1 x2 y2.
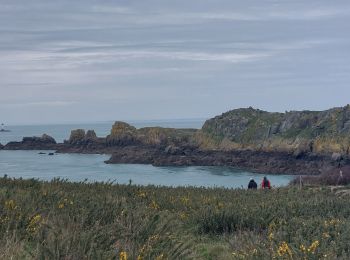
0 119 294 188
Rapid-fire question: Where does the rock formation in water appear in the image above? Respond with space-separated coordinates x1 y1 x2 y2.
104 121 197 148
4 134 58 150
67 129 86 145
3 105 350 175
67 129 100 145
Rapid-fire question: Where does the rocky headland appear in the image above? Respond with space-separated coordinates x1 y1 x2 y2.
2 105 350 175
3 134 59 150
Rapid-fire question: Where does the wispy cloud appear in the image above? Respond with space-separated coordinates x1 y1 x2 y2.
0 48 272 73
89 6 131 14
1 0 350 124
125 7 350 26
1 101 77 108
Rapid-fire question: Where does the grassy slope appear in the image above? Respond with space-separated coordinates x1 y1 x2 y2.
199 106 350 154
1 178 350 259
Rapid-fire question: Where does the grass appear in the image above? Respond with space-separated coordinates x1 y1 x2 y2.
1 177 350 259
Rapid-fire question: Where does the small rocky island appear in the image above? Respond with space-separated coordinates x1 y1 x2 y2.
2 105 350 175
0 123 10 132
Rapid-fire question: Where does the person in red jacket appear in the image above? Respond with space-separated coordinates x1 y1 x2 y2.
261 176 271 189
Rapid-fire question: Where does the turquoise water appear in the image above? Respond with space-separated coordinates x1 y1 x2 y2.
0 120 294 188
0 150 293 188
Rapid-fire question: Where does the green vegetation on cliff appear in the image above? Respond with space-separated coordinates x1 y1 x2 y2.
2 178 350 259
105 121 197 147
62 105 350 165
199 105 350 155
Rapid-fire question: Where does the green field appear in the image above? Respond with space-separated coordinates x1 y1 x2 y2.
1 177 350 259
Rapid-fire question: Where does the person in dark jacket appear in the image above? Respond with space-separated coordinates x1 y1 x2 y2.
261 176 271 189
248 178 258 189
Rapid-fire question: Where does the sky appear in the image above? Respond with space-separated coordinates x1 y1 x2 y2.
1 0 350 124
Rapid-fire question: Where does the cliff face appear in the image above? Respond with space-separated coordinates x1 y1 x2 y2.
56 105 350 160
199 105 350 156
105 121 197 148
67 129 99 145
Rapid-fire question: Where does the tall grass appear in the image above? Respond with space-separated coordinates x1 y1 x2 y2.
1 177 350 259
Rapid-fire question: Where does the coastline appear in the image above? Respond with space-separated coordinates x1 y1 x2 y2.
2 105 350 176
0 138 343 176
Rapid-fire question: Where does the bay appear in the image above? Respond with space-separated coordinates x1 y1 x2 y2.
0 150 293 188
0 119 294 188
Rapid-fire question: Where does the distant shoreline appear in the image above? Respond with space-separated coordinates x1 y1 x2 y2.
2 105 350 176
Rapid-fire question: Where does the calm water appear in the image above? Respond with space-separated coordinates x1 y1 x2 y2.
0 150 293 188
0 120 294 188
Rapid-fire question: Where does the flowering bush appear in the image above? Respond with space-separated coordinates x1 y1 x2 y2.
0 177 350 259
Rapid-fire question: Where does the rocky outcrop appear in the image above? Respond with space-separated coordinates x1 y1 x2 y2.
199 105 350 158
41 134 57 144
137 127 197 147
4 105 350 175
67 129 100 145
105 146 333 175
58 129 105 152
4 134 58 150
85 130 98 142
0 143 3 150
105 121 197 148
68 129 86 145
106 122 138 146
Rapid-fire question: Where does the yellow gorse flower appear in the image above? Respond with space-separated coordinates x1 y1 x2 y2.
155 253 165 260
181 196 190 205
4 200 17 210
216 202 224 209
119 251 127 260
27 214 42 233
322 232 330 239
58 198 73 208
150 200 160 210
179 212 188 220
0 216 10 223
268 232 274 241
300 244 307 253
268 222 275 241
137 191 147 198
324 219 342 227
308 240 319 254
277 241 292 257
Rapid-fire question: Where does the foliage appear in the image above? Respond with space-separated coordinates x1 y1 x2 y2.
200 105 350 154
1 177 350 259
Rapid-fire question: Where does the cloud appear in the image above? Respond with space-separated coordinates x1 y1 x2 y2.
107 50 271 63
267 8 349 20
0 47 272 74
1 0 350 124
0 37 333 74
2 101 77 108
89 6 131 14
126 7 350 26
2 2 347 33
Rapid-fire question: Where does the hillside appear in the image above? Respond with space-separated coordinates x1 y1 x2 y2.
199 105 350 156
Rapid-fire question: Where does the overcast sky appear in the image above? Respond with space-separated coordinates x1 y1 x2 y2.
1 0 350 124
